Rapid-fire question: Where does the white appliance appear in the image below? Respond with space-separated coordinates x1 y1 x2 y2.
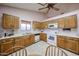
35 34 40 42
44 30 57 46
48 23 58 29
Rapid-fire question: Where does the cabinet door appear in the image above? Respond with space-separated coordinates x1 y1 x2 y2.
23 36 30 47
57 36 65 48
58 18 65 28
68 15 77 28
14 37 24 51
15 37 24 47
1 39 14 55
40 33 47 42
13 16 19 29
29 34 35 45
75 39 79 54
41 22 48 29
64 18 69 28
66 38 79 53
2 14 12 29
32 22 39 29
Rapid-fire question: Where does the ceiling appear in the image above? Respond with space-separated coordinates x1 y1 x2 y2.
1 3 79 17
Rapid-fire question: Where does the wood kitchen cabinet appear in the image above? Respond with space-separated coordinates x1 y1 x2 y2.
2 14 19 29
68 15 77 28
32 21 48 30
57 35 79 54
29 34 35 45
22 36 30 47
14 35 35 51
0 34 35 55
0 38 14 55
58 15 77 28
58 18 65 28
57 36 65 48
32 21 40 29
2 14 12 29
13 16 19 29
14 36 26 51
40 32 47 42
15 37 25 47
40 22 48 29
65 37 79 54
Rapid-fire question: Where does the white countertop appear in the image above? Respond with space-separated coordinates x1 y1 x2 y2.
57 33 79 38
0 32 40 40
0 33 31 40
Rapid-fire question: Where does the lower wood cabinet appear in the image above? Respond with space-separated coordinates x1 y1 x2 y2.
14 35 35 51
0 34 35 55
22 36 30 46
29 34 35 45
40 32 47 42
0 38 14 55
57 35 79 54
57 36 65 48
15 37 24 47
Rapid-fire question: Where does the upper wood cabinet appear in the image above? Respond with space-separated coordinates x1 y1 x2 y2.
58 15 77 28
13 16 19 29
58 18 65 28
40 22 48 29
67 15 77 28
40 32 47 42
32 21 40 29
2 14 19 29
32 21 48 30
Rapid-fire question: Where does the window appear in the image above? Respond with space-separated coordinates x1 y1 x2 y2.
20 20 31 31
26 24 31 30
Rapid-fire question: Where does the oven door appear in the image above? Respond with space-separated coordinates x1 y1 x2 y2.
47 35 57 46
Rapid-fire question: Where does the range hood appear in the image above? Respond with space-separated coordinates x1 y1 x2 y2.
63 28 71 31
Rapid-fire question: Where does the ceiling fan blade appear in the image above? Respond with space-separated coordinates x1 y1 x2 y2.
53 7 59 11
38 3 47 6
46 8 50 14
38 7 48 10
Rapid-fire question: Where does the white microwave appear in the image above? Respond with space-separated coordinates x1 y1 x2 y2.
48 23 58 29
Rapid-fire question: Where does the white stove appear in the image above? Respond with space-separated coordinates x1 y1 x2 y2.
43 29 57 46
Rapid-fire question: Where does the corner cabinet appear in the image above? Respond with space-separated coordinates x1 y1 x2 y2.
32 21 48 30
40 32 47 42
57 35 79 54
2 14 19 29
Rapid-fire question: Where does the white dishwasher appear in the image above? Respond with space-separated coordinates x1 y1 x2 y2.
34 33 40 42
